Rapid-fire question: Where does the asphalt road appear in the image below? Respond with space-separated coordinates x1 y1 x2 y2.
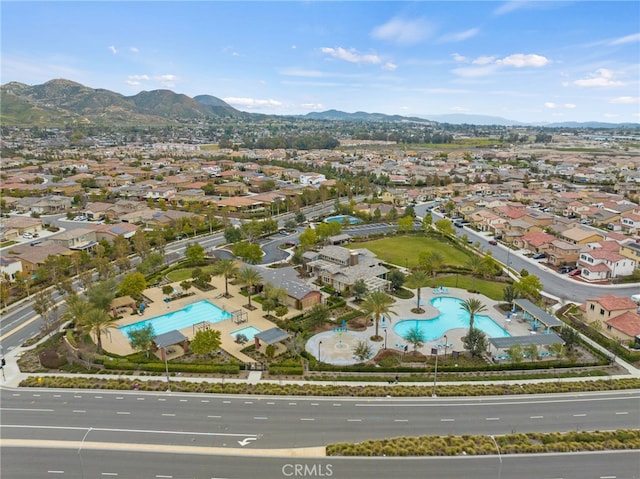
1 389 638 478
1 447 638 479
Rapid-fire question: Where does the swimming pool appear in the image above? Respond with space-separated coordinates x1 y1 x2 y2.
119 300 232 337
325 215 362 225
231 326 261 341
393 296 510 341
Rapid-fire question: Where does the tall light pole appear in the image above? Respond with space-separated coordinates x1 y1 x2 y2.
432 347 439 397
490 434 503 479
443 334 448 361
384 328 388 350
163 347 171 392
318 341 323 363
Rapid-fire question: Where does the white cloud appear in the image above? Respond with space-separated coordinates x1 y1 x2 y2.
108 45 118 55
609 96 639 104
564 103 576 109
451 106 469 112
472 56 496 65
493 1 530 15
452 65 498 78
130 47 139 53
608 33 640 45
438 28 480 43
301 103 324 111
371 17 433 45
496 53 549 68
125 74 178 88
544 102 557 109
382 62 397 71
280 68 326 78
452 53 468 63
321 47 382 65
223 97 284 110
574 68 623 87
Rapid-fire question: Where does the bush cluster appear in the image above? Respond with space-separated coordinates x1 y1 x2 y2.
326 430 640 456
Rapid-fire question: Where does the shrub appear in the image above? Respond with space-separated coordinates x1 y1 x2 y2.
39 349 67 369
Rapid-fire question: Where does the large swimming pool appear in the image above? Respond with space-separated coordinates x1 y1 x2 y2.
393 296 510 341
119 300 232 337
325 215 362 225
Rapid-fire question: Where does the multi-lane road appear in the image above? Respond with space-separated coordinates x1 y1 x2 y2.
1 388 638 478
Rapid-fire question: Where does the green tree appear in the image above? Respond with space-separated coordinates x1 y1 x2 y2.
304 303 330 329
352 279 368 301
459 297 488 335
421 214 432 233
405 270 430 311
232 241 263 264
558 326 580 352
185 243 206 266
463 328 488 358
224 226 243 244
298 227 318 249
127 325 156 358
387 269 405 291
62 294 92 327
507 344 524 364
236 267 262 309
87 279 117 312
524 343 539 362
132 230 151 259
502 285 519 308
361 291 397 339
118 272 147 299
404 325 425 352
514 275 543 300
434 218 455 237
190 329 222 357
352 340 373 362
81 307 118 353
397 215 414 234
213 259 239 297
419 250 444 277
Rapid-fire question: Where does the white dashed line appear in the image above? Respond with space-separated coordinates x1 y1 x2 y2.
530 415 544 419
615 411 628 415
201 400 209 403
347 419 362 422
179 399 188 402
207 415 221 419
440 418 455 422
253 416 268 420
101 473 118 477
485 417 500 421
573 413 587 417
116 412 130 415
394 419 409 422
94 396 103 399
47 471 64 474
73 410 86 414
136 398 145 401
288 402 297 405
161 413 176 417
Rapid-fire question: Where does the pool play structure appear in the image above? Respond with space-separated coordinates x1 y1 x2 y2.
324 215 362 225
394 296 510 341
119 300 232 337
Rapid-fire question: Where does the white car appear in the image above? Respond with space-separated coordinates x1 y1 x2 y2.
22 233 33 239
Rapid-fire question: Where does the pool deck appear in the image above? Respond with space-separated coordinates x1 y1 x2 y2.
106 276 283 364
306 287 534 366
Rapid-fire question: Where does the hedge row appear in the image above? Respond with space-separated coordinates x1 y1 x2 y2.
103 360 240 375
327 430 640 456
19 376 640 397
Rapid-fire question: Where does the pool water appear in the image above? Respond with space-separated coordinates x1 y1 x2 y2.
231 326 261 341
393 296 510 340
325 215 362 225
119 300 232 337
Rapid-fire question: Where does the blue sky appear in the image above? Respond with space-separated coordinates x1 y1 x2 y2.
2 1 639 123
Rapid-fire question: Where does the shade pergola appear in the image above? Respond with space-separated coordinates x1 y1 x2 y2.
489 332 564 351
513 298 563 328
254 327 290 345
154 330 188 349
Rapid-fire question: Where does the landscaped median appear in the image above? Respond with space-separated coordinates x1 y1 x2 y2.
326 430 640 456
19 375 640 396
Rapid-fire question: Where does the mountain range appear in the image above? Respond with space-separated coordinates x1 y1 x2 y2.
1 79 637 129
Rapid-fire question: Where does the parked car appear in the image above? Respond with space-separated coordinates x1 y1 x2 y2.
488 240 498 245
569 269 582 276
532 253 546 260
22 232 33 239
558 266 573 274
454 222 463 228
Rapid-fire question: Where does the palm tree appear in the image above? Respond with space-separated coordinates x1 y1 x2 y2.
459 297 488 335
465 255 485 292
213 259 239 297
361 291 397 339
62 294 93 326
405 269 430 311
81 307 119 353
236 267 263 309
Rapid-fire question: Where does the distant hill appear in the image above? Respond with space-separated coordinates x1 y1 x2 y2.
1 79 248 127
1 79 638 128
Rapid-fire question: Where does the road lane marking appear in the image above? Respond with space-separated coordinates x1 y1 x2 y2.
332 404 342 407
615 412 628 415
266 402 275 405
1 424 258 438
244 401 253 404
311 403 319 406
207 415 221 419
530 415 544 419
116 412 130 415
201 400 209 403
94 396 103 399
161 413 176 417
347 419 362 422
288 402 297 405
394 419 408 422
156 476 173 478
179 399 187 402
0 408 54 412
53 395 61 398
12 393 20 396
33 394 41 397
486 417 500 421
115 397 124 400
74 395 82 398
101 473 118 476
47 471 65 474
573 413 587 417
253 416 268 420
440 419 455 422
73 410 86 413
223 400 231 404
136 398 145 401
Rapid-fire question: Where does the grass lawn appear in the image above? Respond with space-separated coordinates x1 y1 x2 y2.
166 265 218 282
348 235 472 269
435 274 507 301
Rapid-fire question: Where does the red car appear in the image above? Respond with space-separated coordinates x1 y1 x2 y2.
569 269 581 276
488 240 498 245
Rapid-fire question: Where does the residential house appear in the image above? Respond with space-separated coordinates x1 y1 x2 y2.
302 246 389 293
0 256 23 281
619 240 640 270
216 181 249 197
621 213 640 234
4 241 74 275
49 228 98 251
576 245 635 281
583 294 639 341
559 226 604 245
516 231 556 254
604 311 640 342
545 239 582 267
30 195 73 214
256 267 322 311
1 217 43 238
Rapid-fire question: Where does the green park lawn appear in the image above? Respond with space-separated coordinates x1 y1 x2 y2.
347 236 472 269
165 265 217 282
